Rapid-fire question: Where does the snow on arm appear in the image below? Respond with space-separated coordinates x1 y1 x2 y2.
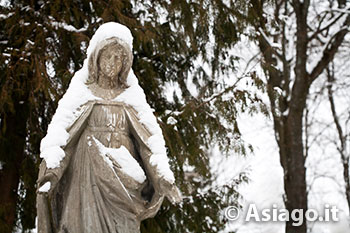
38 182 51 193
40 65 96 168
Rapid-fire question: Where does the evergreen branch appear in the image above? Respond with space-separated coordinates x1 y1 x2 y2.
195 76 245 109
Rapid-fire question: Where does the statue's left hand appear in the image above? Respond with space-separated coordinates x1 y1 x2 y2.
37 172 59 196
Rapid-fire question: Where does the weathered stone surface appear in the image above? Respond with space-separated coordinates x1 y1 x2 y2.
37 36 180 233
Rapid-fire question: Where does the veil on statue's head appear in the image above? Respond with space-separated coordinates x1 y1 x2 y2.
86 37 133 88
84 22 134 85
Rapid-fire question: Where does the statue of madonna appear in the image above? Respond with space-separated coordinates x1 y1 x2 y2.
36 23 180 233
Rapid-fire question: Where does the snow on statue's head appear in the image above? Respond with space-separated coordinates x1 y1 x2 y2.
87 22 133 57
86 23 134 88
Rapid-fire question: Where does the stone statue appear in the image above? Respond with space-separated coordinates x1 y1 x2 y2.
36 23 180 233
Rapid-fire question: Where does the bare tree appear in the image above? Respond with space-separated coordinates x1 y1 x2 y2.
246 0 350 232
326 64 350 210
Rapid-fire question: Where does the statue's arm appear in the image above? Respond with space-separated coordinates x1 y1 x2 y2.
37 102 94 192
124 106 181 205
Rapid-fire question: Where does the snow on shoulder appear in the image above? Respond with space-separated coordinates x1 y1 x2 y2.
40 22 175 183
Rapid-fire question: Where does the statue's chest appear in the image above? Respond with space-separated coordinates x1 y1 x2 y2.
87 104 127 131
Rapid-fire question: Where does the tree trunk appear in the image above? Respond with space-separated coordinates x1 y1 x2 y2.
0 165 20 233
0 101 28 232
265 62 309 233
281 102 308 233
259 2 309 229
266 72 309 233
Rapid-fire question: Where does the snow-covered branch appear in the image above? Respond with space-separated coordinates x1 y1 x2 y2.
48 16 90 33
0 12 13 19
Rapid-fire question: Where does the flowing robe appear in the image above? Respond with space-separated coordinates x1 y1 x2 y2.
37 100 165 233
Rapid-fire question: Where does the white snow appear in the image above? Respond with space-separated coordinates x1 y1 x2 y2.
86 22 133 57
92 137 146 183
167 116 177 125
49 16 89 33
40 22 175 183
38 182 51 193
0 12 13 19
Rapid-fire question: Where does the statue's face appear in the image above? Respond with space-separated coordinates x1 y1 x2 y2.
98 44 123 79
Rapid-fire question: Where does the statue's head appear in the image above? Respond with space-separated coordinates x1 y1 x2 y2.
87 37 133 88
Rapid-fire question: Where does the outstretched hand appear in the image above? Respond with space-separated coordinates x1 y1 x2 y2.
159 179 182 205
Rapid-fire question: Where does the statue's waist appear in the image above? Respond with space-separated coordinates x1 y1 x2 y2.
86 126 129 135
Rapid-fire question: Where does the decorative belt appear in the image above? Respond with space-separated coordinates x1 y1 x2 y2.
86 126 129 136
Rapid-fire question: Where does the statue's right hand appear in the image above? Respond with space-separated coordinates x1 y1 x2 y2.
37 172 58 195
159 179 182 205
